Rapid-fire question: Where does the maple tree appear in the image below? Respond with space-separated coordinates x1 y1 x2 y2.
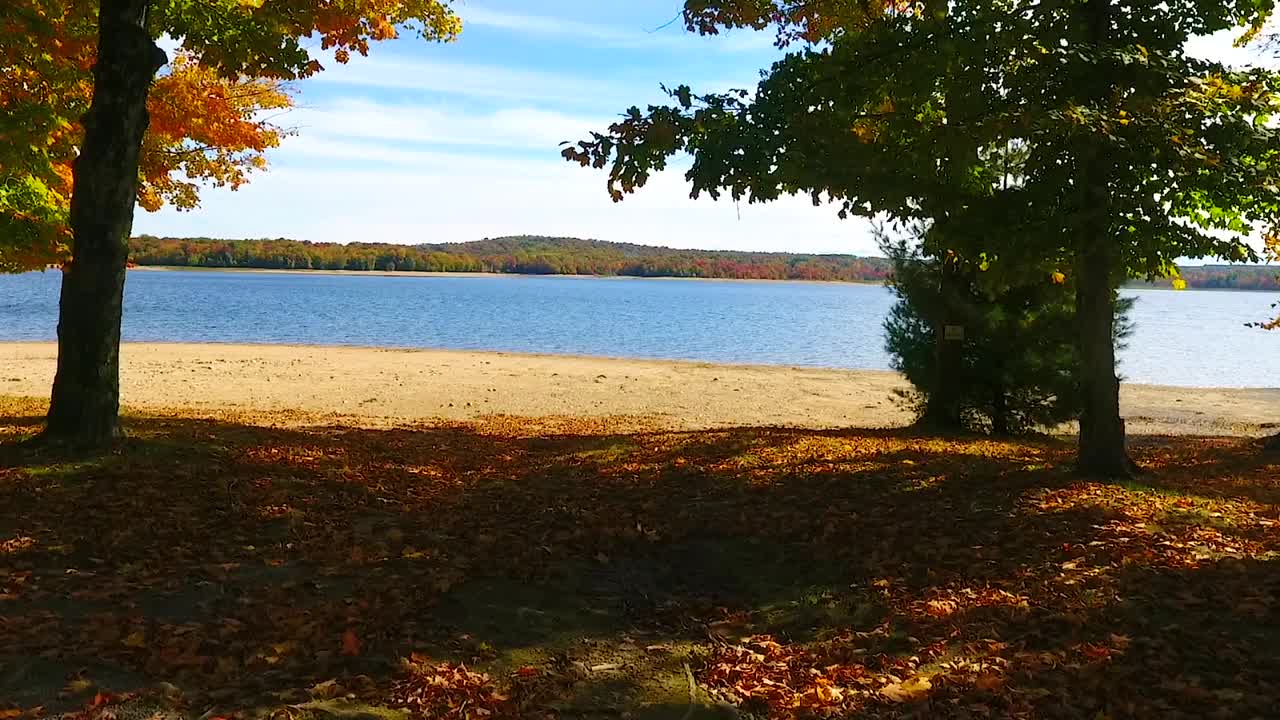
565 0 1280 477
0 3 290 273
3 0 460 447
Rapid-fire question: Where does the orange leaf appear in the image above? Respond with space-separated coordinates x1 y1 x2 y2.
925 599 958 617
341 629 362 656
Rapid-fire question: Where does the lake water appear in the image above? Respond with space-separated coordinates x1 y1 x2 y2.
1 269 1278 388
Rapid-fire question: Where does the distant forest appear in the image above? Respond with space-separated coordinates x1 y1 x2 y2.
129 235 895 282
128 235 1280 290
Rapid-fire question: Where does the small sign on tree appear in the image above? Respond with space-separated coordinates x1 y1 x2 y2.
944 325 965 341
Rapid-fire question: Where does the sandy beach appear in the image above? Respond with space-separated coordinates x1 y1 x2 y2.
1 341 1276 435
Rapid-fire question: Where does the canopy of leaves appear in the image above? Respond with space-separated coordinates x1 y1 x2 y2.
0 0 460 272
152 0 461 80
566 0 1280 284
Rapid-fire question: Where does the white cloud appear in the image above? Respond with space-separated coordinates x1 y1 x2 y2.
135 160 877 254
285 100 610 151
1186 24 1278 68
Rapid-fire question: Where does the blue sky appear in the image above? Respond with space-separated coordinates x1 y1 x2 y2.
135 2 1270 256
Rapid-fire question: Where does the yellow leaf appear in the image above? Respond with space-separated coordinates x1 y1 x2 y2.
1051 271 1066 284
1171 277 1188 291
63 678 95 695
881 675 932 703
122 630 147 648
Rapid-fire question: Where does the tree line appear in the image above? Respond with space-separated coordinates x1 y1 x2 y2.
128 235 1277 290
128 235 895 282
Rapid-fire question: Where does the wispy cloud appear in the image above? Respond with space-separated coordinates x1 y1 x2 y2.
286 99 610 152
308 55 640 106
459 4 775 52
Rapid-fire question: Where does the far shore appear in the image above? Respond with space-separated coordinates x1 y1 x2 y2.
122 265 1279 293
2 342 1276 437
128 265 882 286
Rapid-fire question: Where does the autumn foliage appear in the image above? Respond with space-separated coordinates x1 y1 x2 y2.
0 1 290 271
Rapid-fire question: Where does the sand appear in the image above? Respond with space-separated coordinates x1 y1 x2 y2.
1 342 1276 436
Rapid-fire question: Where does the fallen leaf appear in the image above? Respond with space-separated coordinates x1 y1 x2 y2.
62 678 95 695
310 679 341 699
925 599 958 617
881 675 932 703
974 673 1003 691
341 629 362 656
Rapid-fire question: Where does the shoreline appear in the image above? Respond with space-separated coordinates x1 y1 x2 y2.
117 265 1279 293
7 337 1280 390
128 265 883 286
3 342 1276 436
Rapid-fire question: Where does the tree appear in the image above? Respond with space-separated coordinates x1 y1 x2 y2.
1 2 291 273
4 0 460 446
565 0 1280 477
883 229 1134 435
1257 233 1280 450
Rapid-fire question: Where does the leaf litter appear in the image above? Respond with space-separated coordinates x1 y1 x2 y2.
1 398 1278 718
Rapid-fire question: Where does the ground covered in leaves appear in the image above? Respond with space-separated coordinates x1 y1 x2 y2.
2 397 1279 719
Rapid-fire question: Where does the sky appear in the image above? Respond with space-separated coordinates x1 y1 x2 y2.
134 2 1275 256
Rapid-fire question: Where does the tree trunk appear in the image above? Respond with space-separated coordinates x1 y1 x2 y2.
1265 433 1280 452
991 385 1010 436
41 0 166 447
1071 0 1133 478
1075 237 1133 477
919 257 966 431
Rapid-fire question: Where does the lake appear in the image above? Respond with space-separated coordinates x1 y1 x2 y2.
1 269 1277 388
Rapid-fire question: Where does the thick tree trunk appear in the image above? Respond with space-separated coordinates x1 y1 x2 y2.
919 258 966 431
918 0 967 434
1076 237 1133 477
1071 0 1133 478
41 0 166 447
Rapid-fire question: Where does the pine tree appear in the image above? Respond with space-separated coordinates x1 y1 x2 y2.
883 232 1133 435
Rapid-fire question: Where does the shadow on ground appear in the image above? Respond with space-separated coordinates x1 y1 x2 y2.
2 403 1278 718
